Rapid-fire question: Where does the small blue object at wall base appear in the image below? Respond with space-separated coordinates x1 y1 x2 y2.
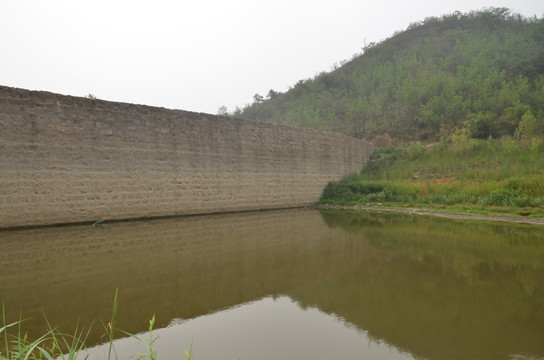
92 219 105 228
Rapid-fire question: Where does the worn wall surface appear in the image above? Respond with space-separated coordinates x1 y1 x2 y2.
0 85 372 228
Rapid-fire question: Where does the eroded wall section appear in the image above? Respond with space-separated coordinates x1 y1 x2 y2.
0 86 372 228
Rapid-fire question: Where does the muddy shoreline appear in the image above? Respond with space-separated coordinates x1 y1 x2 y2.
316 205 544 226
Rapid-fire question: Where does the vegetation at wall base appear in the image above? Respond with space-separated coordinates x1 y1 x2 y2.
319 137 544 218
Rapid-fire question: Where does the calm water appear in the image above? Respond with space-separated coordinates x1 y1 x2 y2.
1 209 543 360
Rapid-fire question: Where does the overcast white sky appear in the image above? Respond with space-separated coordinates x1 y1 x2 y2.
1 1 543 114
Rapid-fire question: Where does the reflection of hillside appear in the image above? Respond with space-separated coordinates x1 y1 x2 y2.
0 209 374 346
288 210 544 360
320 209 544 268
3 209 543 358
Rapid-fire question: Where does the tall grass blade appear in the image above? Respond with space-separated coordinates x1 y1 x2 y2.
118 314 158 360
184 341 194 360
103 288 119 360
37 346 56 360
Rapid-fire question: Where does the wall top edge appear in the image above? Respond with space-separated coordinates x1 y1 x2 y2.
0 84 371 144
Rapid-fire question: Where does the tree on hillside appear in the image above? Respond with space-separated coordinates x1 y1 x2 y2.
253 93 264 104
267 89 279 99
217 105 229 116
518 110 538 139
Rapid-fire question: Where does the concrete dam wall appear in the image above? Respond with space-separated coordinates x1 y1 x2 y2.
0 85 372 228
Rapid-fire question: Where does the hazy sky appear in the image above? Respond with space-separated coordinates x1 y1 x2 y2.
1 1 543 115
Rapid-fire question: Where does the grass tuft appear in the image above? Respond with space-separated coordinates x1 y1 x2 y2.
1 292 194 360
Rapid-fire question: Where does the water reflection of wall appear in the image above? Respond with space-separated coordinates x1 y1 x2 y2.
3 209 543 359
289 210 544 360
0 209 374 345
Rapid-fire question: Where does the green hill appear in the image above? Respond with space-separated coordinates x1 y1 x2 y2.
234 8 544 143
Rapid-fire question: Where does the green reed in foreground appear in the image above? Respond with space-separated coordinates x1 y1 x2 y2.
1 290 193 360
1 304 89 360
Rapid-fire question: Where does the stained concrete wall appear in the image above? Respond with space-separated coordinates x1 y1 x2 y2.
0 85 372 228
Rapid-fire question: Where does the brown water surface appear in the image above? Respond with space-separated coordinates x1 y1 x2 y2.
1 209 543 359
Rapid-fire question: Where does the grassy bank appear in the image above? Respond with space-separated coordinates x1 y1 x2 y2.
1 291 193 360
319 137 544 217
